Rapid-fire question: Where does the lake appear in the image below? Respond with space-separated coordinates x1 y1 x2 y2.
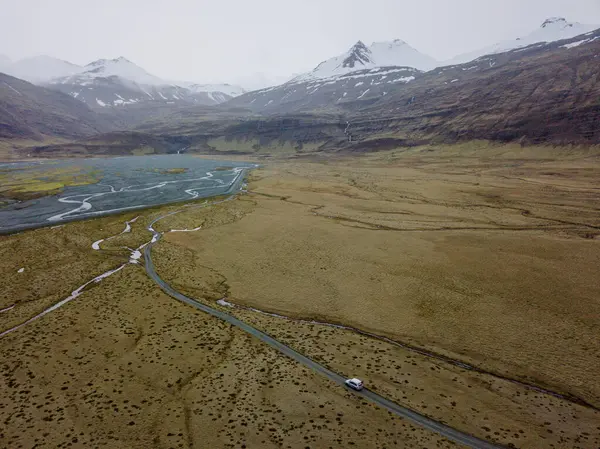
0 155 255 233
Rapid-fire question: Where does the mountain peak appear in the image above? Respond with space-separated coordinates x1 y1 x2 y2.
74 57 165 85
86 57 133 67
343 41 373 68
86 58 109 67
541 17 568 28
292 38 436 83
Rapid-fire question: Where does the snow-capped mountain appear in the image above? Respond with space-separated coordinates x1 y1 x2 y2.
228 23 600 115
59 56 166 86
233 38 435 112
445 17 599 66
2 55 81 84
39 57 243 109
0 55 245 109
251 16 598 90
50 77 193 109
293 39 437 82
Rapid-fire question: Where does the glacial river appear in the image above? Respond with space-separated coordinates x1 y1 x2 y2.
0 155 254 233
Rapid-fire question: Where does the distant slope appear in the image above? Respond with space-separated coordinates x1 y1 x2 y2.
444 17 599 66
0 73 119 140
3 55 81 84
227 66 421 113
351 28 600 146
27 131 187 158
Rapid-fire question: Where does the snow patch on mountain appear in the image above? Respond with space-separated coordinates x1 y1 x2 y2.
561 36 599 49
444 17 599 66
3 81 22 95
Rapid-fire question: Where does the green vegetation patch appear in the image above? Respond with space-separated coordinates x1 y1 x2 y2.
0 165 101 201
132 146 156 156
157 168 188 174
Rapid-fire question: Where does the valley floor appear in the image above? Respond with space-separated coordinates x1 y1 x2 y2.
1 144 600 448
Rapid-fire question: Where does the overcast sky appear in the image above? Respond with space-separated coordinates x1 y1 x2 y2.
2 0 600 87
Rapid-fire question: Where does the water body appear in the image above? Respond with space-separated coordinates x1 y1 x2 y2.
0 155 254 233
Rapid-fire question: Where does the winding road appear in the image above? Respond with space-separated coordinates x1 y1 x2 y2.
142 175 503 449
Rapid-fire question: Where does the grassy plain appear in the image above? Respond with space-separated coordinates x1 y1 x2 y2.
1 144 600 448
2 265 448 448
0 185 451 448
156 146 600 447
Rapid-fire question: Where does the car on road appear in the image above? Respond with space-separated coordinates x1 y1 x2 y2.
345 378 364 391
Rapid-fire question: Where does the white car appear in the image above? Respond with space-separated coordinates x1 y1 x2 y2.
345 378 364 391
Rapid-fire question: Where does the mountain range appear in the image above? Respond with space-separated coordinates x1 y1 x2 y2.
228 17 600 113
1 17 596 115
292 39 438 82
1 17 600 154
0 55 246 112
290 17 598 82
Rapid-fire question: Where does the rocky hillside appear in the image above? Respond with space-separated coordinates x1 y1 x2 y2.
148 29 600 153
0 73 119 140
348 29 600 146
228 66 421 114
27 131 188 157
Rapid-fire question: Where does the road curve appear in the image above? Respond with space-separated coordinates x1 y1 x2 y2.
142 196 503 449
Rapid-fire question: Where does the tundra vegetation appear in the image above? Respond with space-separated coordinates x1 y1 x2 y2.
1 145 599 448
